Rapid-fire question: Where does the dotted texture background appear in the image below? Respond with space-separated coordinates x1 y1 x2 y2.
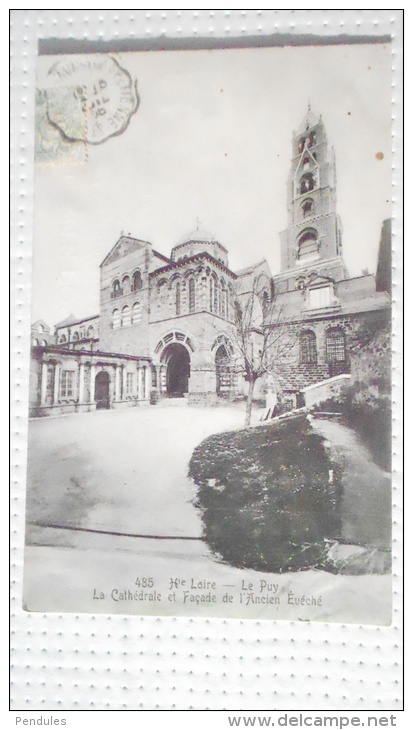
10 10 403 712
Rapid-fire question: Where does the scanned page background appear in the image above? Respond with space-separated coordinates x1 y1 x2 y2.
10 9 403 711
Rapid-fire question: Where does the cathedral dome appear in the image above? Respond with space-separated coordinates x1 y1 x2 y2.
176 223 217 246
171 223 228 267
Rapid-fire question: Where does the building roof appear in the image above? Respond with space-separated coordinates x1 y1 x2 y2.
55 313 99 329
150 251 237 279
32 345 151 363
174 223 225 249
153 249 172 264
100 235 151 268
296 106 321 135
54 313 79 329
31 318 51 332
235 259 268 277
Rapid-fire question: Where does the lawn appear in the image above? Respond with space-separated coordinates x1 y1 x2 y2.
189 415 343 573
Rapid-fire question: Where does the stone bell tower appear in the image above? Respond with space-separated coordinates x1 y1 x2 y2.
277 106 348 292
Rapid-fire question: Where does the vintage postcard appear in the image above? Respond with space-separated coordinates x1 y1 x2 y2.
24 40 393 624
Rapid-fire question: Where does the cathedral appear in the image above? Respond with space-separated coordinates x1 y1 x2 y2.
29 108 391 417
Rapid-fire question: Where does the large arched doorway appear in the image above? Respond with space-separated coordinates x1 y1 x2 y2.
163 343 190 397
95 371 110 409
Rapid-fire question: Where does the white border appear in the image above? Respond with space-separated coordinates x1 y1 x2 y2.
9 8 403 717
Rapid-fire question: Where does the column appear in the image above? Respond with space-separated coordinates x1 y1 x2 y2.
115 365 121 401
137 366 143 400
90 363 96 402
122 366 127 401
78 362 85 404
53 363 60 404
40 361 48 405
145 365 151 400
155 364 161 392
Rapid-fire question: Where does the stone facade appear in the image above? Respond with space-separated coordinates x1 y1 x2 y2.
29 108 391 417
55 314 99 351
31 320 54 347
30 345 152 418
267 108 390 407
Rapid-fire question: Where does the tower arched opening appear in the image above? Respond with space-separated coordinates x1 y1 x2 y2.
297 228 319 262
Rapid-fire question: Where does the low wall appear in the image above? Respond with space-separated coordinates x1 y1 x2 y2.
302 374 351 408
112 399 149 409
31 402 97 418
188 392 221 407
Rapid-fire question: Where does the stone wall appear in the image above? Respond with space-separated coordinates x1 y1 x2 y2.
270 307 391 397
348 309 392 392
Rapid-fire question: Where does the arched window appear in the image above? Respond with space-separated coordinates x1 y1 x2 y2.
122 275 130 294
299 173 315 195
306 131 316 148
122 305 131 328
326 328 346 364
112 279 122 299
299 330 317 364
132 270 142 292
220 281 226 318
262 290 269 315
188 278 195 313
41 339 47 346
32 338 39 346
209 277 213 312
59 334 67 344
132 301 142 324
299 229 317 245
297 228 319 261
72 331 79 342
38 324 44 334
302 198 314 217
212 274 218 313
87 325 95 338
176 283 181 315
298 131 316 153
112 309 120 329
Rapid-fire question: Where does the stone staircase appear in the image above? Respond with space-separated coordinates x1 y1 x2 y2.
156 396 189 407
278 362 350 393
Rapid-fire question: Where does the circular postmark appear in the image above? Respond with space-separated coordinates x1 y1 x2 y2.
45 54 139 145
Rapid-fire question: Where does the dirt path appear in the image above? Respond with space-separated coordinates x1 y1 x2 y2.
310 416 392 549
26 404 245 541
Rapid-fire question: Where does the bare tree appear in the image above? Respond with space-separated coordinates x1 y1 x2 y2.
230 277 297 427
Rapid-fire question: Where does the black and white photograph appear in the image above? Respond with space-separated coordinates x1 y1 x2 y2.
24 38 392 625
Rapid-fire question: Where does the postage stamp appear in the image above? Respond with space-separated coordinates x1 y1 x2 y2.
35 86 87 166
35 54 139 165
24 41 393 624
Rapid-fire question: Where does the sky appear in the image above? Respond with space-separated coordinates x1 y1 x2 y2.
32 42 392 326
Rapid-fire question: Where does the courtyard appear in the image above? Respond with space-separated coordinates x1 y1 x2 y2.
23 403 391 624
